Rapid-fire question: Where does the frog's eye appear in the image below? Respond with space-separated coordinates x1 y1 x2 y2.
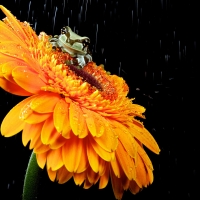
84 38 90 44
61 27 67 34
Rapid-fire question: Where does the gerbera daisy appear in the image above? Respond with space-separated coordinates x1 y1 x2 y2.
0 5 160 200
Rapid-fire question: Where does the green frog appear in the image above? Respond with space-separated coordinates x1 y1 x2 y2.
49 26 92 67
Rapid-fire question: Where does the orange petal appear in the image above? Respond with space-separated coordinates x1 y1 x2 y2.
47 168 57 182
1 61 26 83
129 180 140 194
99 158 106 176
83 178 93 189
130 123 160 154
75 141 88 173
47 148 63 171
89 136 115 162
31 92 60 113
62 135 85 173
0 5 30 42
41 116 56 145
56 166 73 184
0 21 27 45
22 123 32 146
69 102 88 138
110 159 121 178
99 163 109 189
110 167 124 200
116 141 136 180
0 77 31 96
61 115 71 139
53 98 69 133
36 152 48 169
87 167 99 184
137 142 153 171
82 108 106 137
24 111 51 124
33 142 50 154
0 41 29 59
87 141 99 173
49 131 66 150
135 154 147 187
12 66 46 94
111 120 137 159
1 96 34 137
91 117 118 153
73 172 86 186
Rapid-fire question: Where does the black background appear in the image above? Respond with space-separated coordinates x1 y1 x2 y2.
0 0 198 199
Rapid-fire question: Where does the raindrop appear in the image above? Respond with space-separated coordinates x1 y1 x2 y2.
52 6 58 34
34 20 37 31
118 62 121 76
159 40 161 48
27 1 31 21
131 10 134 24
135 0 138 17
85 0 88 21
63 0 65 13
161 0 163 9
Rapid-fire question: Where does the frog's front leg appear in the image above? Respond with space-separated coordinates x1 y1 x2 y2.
75 54 92 68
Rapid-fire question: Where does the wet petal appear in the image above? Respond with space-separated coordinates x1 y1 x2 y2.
130 123 160 154
1 96 35 137
1 61 26 83
82 108 105 137
24 111 51 124
89 135 115 162
0 77 31 96
0 41 29 58
12 66 46 94
53 98 69 133
69 102 88 138
135 154 147 187
31 92 60 113
110 120 137 159
116 141 136 180
93 119 118 152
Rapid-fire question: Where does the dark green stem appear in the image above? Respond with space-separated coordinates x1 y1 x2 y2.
22 152 42 200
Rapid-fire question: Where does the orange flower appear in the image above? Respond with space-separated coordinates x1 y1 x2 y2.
0 5 160 200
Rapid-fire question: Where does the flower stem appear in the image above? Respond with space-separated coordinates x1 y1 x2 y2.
22 152 42 200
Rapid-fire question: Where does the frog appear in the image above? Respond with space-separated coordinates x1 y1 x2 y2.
49 26 92 68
